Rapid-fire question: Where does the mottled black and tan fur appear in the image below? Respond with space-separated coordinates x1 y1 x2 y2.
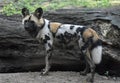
21 7 102 83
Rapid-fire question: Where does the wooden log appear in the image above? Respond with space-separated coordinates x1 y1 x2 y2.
0 8 120 77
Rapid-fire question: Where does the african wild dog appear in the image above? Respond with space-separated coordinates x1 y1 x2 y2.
21 7 102 83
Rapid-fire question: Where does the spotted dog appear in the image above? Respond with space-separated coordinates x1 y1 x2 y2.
21 7 102 83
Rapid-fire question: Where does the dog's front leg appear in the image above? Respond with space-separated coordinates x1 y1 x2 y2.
41 49 52 75
41 39 53 75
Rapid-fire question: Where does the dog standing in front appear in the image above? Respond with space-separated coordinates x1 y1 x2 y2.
21 7 102 83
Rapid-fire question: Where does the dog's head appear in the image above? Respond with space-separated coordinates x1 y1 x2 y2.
21 7 44 37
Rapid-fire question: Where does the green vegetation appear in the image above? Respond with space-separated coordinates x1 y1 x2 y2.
2 0 120 16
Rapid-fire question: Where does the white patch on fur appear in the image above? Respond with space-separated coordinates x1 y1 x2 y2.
36 19 53 46
56 24 84 36
91 46 102 64
78 38 84 48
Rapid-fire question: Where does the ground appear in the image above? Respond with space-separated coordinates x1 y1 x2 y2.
0 71 120 83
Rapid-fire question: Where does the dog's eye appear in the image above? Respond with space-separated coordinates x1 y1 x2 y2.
30 21 34 23
24 20 28 23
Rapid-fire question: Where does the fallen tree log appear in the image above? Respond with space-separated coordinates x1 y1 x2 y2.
0 7 120 77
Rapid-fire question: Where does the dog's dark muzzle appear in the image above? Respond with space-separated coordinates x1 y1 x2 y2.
24 21 36 32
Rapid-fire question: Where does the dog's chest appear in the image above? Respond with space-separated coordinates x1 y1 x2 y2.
36 26 53 44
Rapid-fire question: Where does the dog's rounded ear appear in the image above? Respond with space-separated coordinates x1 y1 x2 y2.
21 8 29 17
34 7 43 19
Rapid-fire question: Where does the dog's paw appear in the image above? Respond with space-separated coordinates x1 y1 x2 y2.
41 68 45 72
86 77 94 83
40 72 48 76
40 69 49 76
80 71 87 76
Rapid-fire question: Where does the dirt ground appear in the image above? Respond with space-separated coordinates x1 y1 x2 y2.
0 71 119 83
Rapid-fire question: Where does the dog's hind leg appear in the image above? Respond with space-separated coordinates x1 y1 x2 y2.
79 37 92 76
80 53 89 76
78 38 89 76
79 37 95 83
85 49 95 83
81 48 95 83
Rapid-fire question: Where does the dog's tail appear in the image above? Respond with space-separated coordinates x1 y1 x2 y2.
91 39 102 64
82 28 111 64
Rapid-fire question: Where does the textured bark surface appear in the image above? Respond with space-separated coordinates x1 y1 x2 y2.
0 7 120 77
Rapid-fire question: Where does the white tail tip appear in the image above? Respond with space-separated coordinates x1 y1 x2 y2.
91 46 102 64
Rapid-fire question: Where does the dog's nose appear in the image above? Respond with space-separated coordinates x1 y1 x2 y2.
24 25 29 30
24 22 31 29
